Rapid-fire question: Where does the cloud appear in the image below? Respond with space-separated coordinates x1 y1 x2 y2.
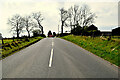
90 2 118 30
0 0 118 37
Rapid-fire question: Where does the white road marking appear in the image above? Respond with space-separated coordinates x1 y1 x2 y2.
52 41 54 46
49 48 54 67
51 38 54 47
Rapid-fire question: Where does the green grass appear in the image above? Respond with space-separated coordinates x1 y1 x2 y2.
3 39 14 44
112 36 120 39
61 35 120 66
102 36 120 42
0 39 17 44
0 37 44 59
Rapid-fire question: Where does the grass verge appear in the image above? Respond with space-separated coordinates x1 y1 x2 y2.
0 37 44 59
61 35 120 67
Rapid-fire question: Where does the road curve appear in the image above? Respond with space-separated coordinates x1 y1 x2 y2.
2 38 118 78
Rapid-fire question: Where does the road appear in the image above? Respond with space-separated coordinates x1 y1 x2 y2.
2 38 118 78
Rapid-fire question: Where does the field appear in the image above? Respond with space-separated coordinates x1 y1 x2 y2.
61 35 120 66
0 37 44 59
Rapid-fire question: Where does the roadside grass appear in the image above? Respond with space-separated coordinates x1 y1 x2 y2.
111 36 120 42
0 37 44 59
103 36 120 42
61 35 120 66
2 39 17 44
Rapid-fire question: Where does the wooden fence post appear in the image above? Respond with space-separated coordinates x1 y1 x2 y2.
2 39 4 44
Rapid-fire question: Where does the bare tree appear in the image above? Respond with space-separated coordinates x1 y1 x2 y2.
67 5 80 28
23 16 37 37
67 5 97 30
8 14 24 38
80 5 97 28
32 29 41 37
60 8 69 34
73 5 79 29
32 12 44 35
68 7 73 32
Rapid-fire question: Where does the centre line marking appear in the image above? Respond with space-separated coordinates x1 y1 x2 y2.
49 48 54 67
52 41 54 46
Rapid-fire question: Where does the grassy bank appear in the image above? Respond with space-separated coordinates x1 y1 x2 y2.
0 37 44 59
61 35 120 66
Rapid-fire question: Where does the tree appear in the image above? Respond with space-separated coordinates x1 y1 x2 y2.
60 8 69 34
53 32 56 37
67 5 97 33
32 12 44 35
72 5 79 29
8 14 24 38
23 16 37 37
0 33 2 40
48 30 52 37
80 5 97 28
32 29 41 37
68 7 74 32
64 4 97 35
71 26 82 35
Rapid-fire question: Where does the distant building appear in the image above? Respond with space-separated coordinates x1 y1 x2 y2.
112 27 120 36
88 24 98 30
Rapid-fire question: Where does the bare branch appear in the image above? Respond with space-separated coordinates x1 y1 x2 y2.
32 12 44 34
7 14 24 38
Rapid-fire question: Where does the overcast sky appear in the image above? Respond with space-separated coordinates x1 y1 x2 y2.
0 0 119 37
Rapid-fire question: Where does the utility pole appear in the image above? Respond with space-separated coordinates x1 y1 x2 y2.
58 25 59 34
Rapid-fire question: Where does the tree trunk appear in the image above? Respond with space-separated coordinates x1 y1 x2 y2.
16 23 19 39
41 27 43 35
28 33 30 38
61 21 64 34
27 31 30 38
2 39 4 44
17 31 19 39
70 22 72 33
13 36 15 42
38 21 44 35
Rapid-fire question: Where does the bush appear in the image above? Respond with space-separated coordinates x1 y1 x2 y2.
57 33 70 37
25 38 30 42
40 34 46 37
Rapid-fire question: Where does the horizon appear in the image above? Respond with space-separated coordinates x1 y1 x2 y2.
1 26 118 38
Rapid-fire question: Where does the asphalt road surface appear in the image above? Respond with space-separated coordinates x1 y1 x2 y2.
2 38 118 78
